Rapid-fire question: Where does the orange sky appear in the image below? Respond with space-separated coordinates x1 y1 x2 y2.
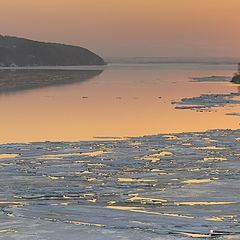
1 0 240 57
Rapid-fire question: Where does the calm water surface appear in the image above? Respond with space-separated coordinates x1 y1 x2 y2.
0 63 239 143
0 63 240 239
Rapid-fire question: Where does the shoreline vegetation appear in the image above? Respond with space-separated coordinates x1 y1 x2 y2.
231 75 240 84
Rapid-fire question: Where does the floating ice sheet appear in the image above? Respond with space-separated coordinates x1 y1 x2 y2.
0 129 239 239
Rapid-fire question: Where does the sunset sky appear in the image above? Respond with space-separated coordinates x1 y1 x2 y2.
1 0 240 57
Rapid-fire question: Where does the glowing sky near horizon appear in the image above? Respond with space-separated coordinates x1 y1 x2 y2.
1 0 240 57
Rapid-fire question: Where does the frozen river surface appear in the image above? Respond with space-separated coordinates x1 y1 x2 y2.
0 63 240 239
0 129 239 239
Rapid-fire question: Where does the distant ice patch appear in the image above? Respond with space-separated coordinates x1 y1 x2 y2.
226 112 240 116
191 76 231 82
173 93 240 111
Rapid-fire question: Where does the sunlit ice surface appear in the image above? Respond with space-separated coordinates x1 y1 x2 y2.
0 128 239 239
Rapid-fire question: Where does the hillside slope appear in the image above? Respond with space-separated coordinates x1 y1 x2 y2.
0 36 105 67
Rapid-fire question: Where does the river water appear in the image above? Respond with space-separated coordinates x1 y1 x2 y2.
0 62 239 239
0 63 239 143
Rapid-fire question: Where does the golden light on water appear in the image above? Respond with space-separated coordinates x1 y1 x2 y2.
0 67 239 143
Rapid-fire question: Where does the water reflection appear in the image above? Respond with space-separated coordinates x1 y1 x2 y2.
0 69 103 94
0 65 239 143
